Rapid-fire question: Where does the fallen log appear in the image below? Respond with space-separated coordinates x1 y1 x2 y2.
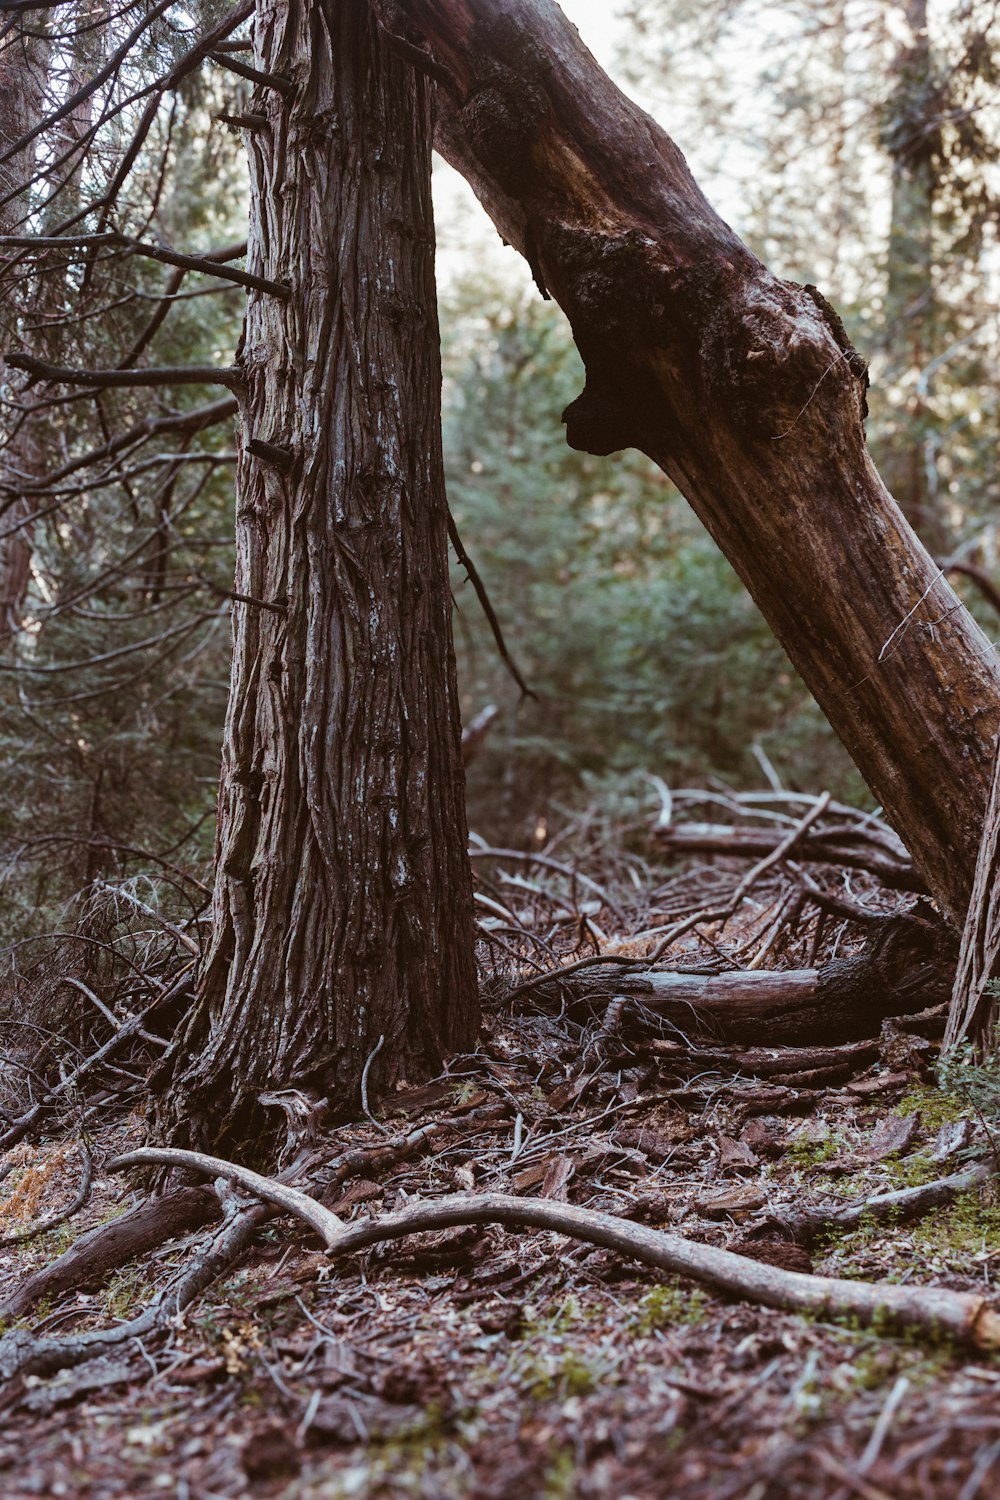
654 823 923 893
0 1185 220 1322
110 1148 1000 1352
533 916 954 1044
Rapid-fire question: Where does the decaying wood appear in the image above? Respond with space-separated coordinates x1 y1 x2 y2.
530 917 952 1044
0 1200 270 1383
109 1148 1000 1351
386 0 1000 925
0 1185 220 1322
654 823 923 893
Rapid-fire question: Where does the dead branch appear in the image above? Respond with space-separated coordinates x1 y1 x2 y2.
776 1162 994 1247
946 734 1000 1049
461 704 499 766
109 1149 1000 1350
0 1200 269 1383
521 918 952 1045
0 968 191 1152
6 353 238 390
0 1184 219 1320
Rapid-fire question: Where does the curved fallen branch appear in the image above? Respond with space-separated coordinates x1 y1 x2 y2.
111 1148 1000 1351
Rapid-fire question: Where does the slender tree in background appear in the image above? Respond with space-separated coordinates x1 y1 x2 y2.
155 0 479 1154
619 0 1000 559
0 23 48 645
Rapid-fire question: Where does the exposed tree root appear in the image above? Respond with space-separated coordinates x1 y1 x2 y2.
109 1148 1000 1352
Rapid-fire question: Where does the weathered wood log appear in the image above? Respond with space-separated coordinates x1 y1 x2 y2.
654 823 923 892
535 918 954 1044
385 0 1000 925
0 1186 220 1322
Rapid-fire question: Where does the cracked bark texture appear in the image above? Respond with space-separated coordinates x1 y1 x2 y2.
387 0 1000 927
158 0 478 1157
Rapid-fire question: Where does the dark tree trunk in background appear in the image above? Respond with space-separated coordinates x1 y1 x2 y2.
157 0 478 1158
0 31 48 647
389 0 1000 926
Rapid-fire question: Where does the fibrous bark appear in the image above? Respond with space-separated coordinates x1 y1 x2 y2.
386 0 1000 926
157 0 478 1157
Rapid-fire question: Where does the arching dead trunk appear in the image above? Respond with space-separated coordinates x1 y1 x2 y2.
386 0 1000 927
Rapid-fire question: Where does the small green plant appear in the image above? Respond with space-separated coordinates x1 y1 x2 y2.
101 1264 152 1320
937 1037 1000 1157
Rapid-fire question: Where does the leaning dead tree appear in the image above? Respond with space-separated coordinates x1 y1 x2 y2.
385 0 1000 929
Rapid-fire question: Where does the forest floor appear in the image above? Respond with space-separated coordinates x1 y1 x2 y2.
1 805 998 1499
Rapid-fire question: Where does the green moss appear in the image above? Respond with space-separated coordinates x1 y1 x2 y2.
629 1281 706 1333
896 1083 967 1130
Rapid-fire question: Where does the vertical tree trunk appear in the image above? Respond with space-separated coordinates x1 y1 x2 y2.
876 0 947 554
0 30 48 647
157 0 478 1157
389 0 1000 926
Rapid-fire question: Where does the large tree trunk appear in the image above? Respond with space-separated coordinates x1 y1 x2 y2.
156 0 478 1158
385 0 1000 926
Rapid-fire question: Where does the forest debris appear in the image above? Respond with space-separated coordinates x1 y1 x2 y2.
741 1117 788 1158
540 1155 575 1199
241 1421 302 1481
945 733 1000 1049
18 1356 139 1415
109 1149 1000 1350
932 1118 976 1161
0 1184 221 1322
857 1113 922 1163
654 820 922 892
846 1073 912 1097
533 916 953 1045
695 1184 768 1218
776 1161 993 1245
716 1133 758 1169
